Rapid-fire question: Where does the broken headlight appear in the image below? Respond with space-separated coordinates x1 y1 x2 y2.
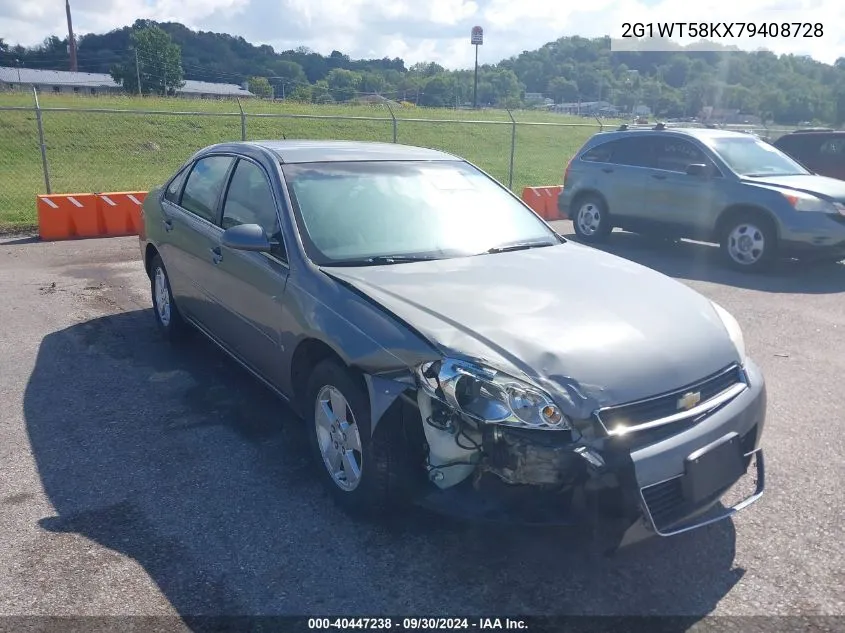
415 358 570 430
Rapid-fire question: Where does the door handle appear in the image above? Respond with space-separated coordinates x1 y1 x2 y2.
210 246 223 265
602 167 614 173
651 174 667 180
162 218 173 232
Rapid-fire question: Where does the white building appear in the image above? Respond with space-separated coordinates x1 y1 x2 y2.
0 66 255 99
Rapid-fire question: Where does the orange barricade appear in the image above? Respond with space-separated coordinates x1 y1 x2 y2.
36 191 147 241
521 186 563 221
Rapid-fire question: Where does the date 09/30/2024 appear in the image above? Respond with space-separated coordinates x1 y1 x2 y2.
307 617 529 630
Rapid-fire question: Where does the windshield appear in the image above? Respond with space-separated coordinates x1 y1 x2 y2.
709 136 809 177
282 160 560 265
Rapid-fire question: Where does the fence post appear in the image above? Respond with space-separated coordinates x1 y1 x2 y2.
33 87 51 194
236 97 246 141
506 109 516 190
385 100 398 143
594 114 604 131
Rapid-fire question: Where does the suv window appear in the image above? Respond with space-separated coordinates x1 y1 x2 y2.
653 137 712 173
581 143 613 163
221 159 285 257
181 155 234 223
608 137 653 168
820 138 845 156
164 165 189 204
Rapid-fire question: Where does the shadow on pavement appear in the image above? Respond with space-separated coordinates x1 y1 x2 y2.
24 308 743 623
558 229 845 294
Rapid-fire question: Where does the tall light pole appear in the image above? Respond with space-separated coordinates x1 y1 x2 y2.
66 0 78 71
471 25 483 108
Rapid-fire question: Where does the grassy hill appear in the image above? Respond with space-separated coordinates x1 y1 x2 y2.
0 92 611 231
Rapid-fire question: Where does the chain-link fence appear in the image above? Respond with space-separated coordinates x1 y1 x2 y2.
0 89 798 231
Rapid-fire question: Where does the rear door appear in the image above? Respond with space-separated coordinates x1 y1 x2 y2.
598 136 655 223
817 137 845 181
203 157 291 388
161 154 235 327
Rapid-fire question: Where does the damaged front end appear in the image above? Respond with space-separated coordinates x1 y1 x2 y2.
404 358 644 538
367 355 766 553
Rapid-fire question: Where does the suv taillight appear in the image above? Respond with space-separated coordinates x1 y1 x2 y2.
563 157 573 185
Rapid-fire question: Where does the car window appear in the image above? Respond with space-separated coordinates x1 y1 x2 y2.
608 137 653 168
180 155 234 223
581 143 613 163
282 160 559 265
221 159 285 258
164 165 189 204
653 137 711 173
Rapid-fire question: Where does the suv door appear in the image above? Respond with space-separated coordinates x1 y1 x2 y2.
583 136 653 222
159 154 235 326
204 157 291 388
642 136 724 236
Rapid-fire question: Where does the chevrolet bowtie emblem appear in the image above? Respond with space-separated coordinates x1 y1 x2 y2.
677 391 701 411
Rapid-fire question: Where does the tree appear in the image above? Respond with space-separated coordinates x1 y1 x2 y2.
325 68 361 101
547 77 579 103
111 25 184 95
248 76 272 98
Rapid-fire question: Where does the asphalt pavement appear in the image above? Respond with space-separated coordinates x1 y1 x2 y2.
0 224 843 623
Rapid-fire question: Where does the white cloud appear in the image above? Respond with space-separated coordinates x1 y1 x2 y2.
0 0 842 68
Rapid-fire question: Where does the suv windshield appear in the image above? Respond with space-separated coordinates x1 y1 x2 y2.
282 160 560 265
709 136 809 177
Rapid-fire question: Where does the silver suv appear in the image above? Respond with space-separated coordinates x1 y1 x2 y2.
559 125 845 271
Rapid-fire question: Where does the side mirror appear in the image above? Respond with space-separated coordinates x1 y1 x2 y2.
221 223 271 252
686 163 710 177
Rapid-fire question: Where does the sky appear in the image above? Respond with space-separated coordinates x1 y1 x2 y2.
0 0 842 69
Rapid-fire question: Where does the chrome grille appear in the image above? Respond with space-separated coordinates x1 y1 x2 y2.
597 364 746 436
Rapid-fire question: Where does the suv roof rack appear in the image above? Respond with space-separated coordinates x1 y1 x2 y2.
791 127 834 133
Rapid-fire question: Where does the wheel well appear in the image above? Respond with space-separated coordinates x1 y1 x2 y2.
715 205 780 241
144 244 159 279
290 338 365 415
571 189 609 214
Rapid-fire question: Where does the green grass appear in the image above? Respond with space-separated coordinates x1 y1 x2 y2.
0 91 612 232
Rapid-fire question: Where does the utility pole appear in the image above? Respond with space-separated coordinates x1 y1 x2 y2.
65 0 77 71
470 26 483 109
134 49 142 95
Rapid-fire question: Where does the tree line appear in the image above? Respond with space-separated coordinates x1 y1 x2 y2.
2 20 844 124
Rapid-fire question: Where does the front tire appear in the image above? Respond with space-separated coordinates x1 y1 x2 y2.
719 212 777 272
149 254 189 342
305 359 409 517
572 195 612 243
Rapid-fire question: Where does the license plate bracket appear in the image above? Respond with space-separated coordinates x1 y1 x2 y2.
682 432 745 504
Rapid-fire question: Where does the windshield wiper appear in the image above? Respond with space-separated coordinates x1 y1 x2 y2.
331 254 440 266
483 240 558 254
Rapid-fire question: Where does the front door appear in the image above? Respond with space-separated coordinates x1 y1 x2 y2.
204 157 291 388
641 136 720 237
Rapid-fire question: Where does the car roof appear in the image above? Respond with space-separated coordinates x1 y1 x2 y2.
202 139 461 164
587 127 755 145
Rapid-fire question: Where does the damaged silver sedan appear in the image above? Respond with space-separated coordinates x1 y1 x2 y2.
140 140 766 549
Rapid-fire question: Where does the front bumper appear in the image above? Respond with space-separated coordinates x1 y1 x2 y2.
415 359 767 547
779 213 845 259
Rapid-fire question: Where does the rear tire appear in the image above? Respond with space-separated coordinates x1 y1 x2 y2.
305 359 411 518
149 254 190 342
719 211 778 273
572 194 612 243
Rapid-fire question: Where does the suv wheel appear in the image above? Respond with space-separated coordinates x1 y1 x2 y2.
573 195 612 243
719 212 777 272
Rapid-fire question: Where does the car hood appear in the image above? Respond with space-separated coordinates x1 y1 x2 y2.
742 173 845 202
321 243 741 417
